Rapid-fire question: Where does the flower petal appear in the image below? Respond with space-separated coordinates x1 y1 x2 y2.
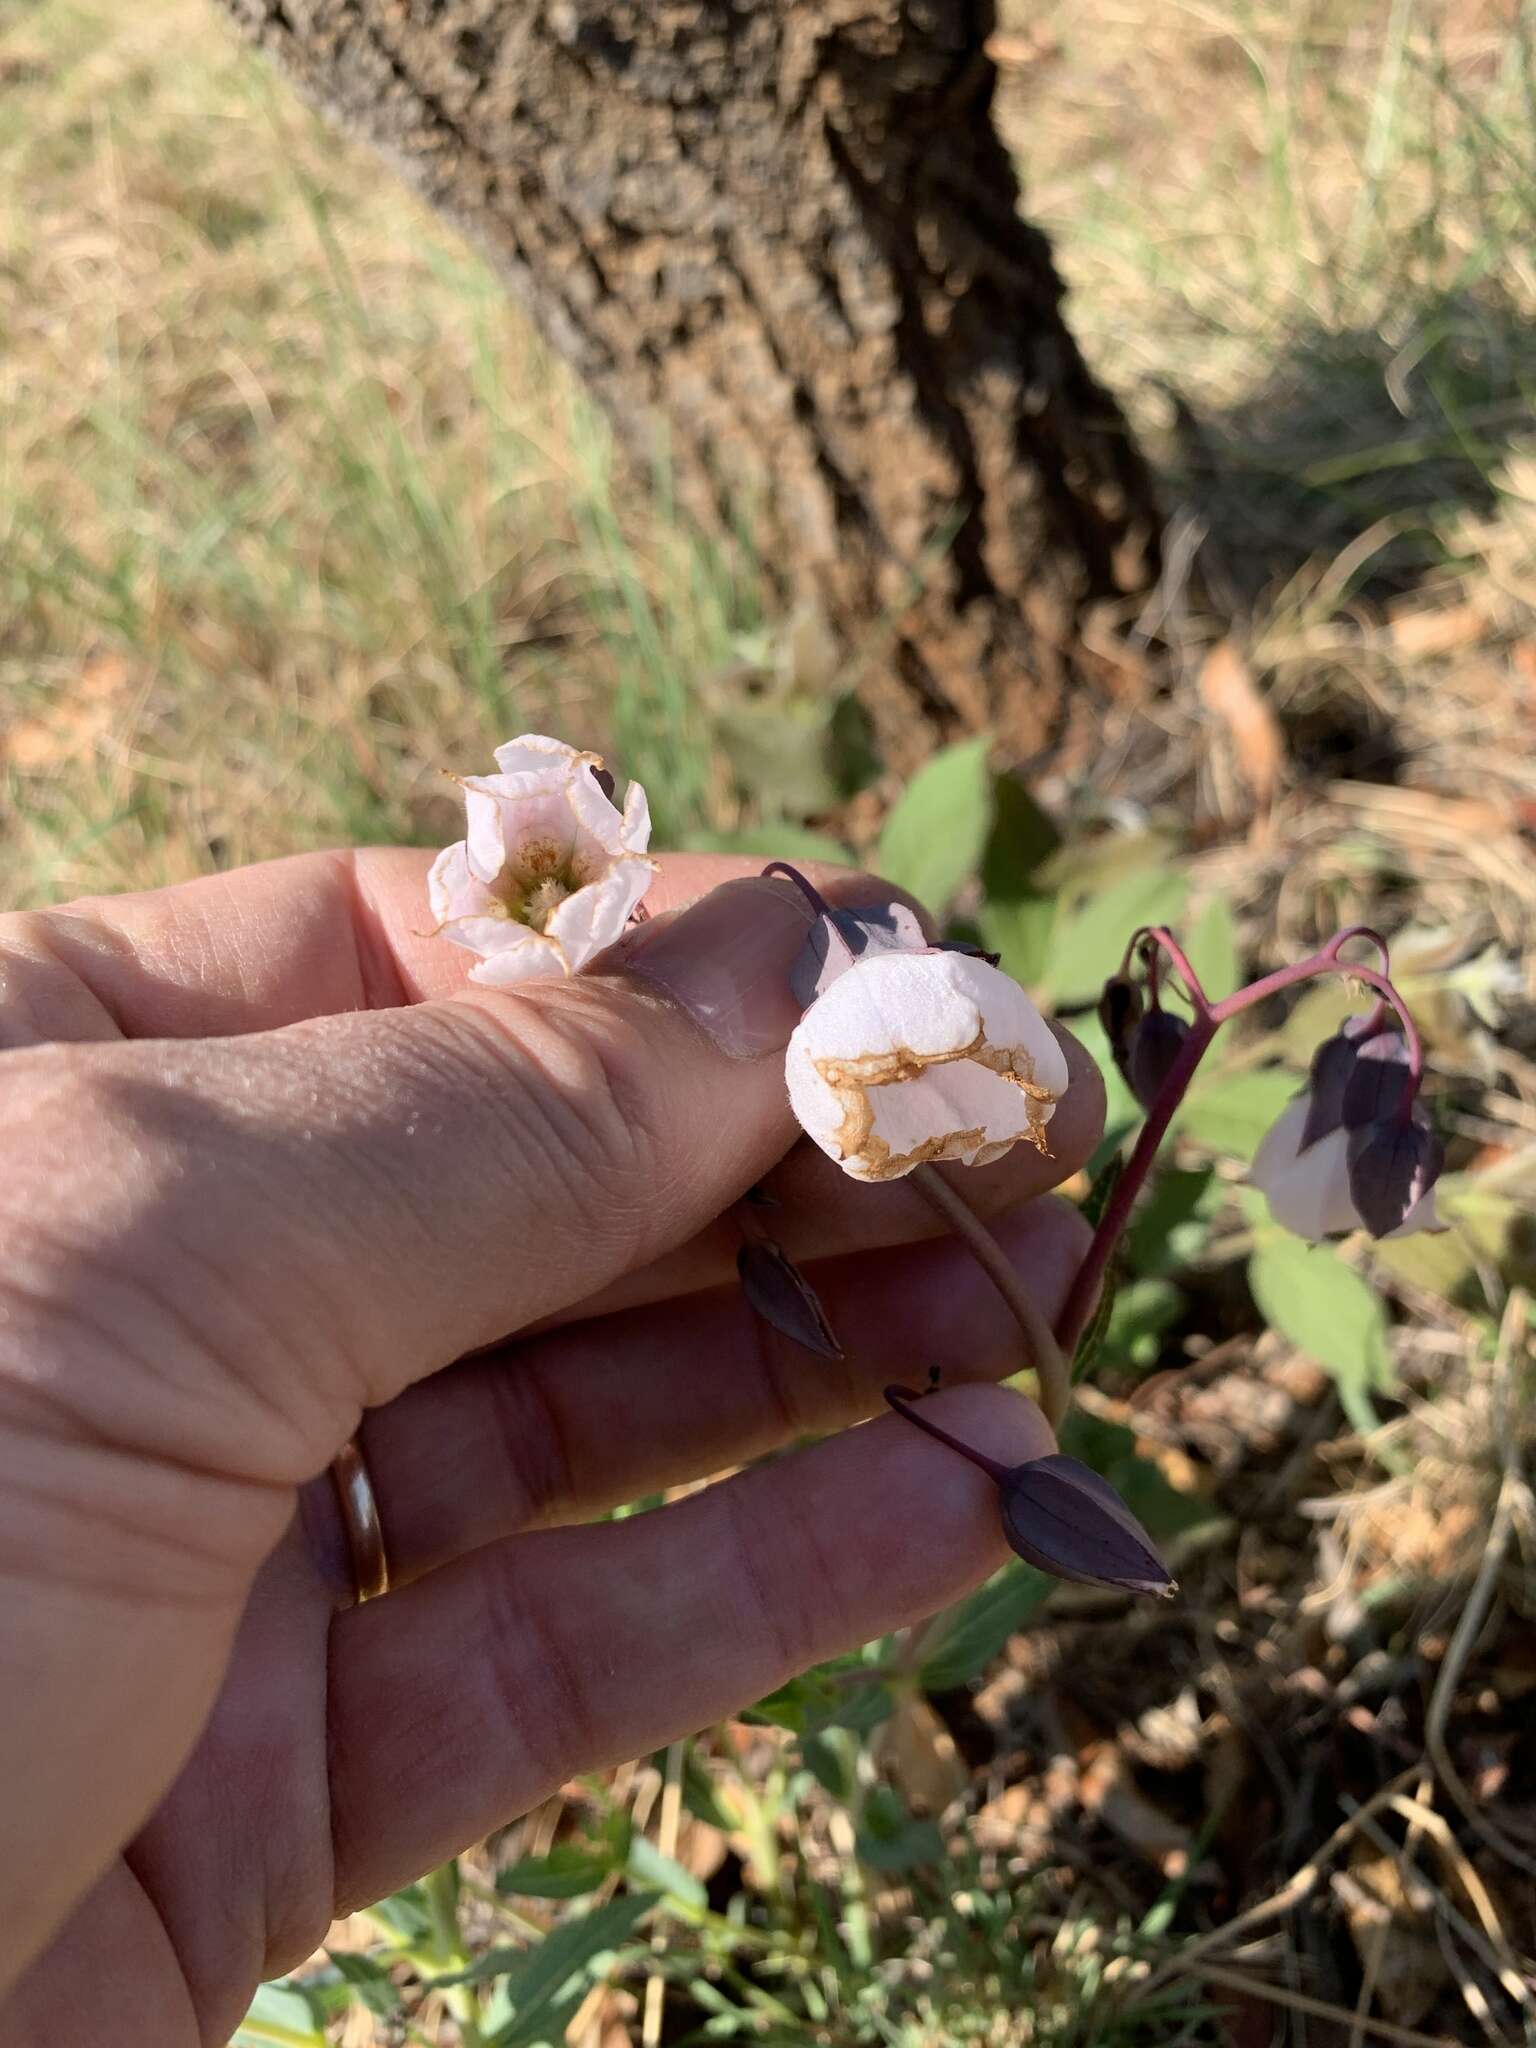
1251 1098 1362 1240
427 842 496 924
1347 1118 1445 1238
466 930 570 987
785 950 1068 1182
620 777 652 855
491 733 592 778
544 857 653 969
460 777 581 884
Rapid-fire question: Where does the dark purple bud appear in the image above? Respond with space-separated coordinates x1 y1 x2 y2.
1000 1454 1175 1597
1302 1017 1411 1147
788 900 929 1007
1346 1118 1444 1238
1097 975 1144 1082
1301 1029 1362 1147
737 1240 845 1359
1126 1010 1191 1111
1340 1031 1413 1127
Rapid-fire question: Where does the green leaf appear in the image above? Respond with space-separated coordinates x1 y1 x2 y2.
918 1561 1052 1691
1101 1276 1184 1372
492 1893 656 2046
682 824 851 867
1081 1152 1125 1231
982 774 1061 894
1126 1166 1217 1277
1071 1266 1119 1385
746 1657 892 1736
233 1984 327 2048
1182 895 1240 1004
978 890 1056 987
875 735 993 911
1248 1236 1394 1434
626 1833 708 1909
1042 865 1189 1004
498 1842 621 1899
1178 1066 1299 1158
855 1786 945 1872
325 1952 402 2020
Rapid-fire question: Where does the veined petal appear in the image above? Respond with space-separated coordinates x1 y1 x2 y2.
461 777 581 883
491 733 595 778
467 930 570 987
563 753 638 861
545 856 654 969
427 842 495 923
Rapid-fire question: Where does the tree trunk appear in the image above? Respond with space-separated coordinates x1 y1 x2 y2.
214 0 1161 769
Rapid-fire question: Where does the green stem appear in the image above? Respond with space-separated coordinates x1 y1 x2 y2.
422 1860 486 2048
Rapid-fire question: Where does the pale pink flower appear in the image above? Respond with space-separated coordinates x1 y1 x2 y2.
1250 1095 1443 1241
785 949 1070 1182
428 735 654 987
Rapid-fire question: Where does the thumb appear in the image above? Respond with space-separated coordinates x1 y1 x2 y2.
8 873 883 1483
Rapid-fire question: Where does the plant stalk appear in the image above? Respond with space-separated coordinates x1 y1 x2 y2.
909 1164 1071 1430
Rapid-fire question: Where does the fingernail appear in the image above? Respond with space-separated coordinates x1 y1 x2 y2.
618 876 817 1057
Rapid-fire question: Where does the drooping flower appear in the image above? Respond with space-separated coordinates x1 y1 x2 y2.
428 735 654 987
785 948 1070 1182
1250 1092 1443 1241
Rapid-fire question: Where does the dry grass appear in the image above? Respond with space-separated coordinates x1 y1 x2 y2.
6 3 1536 2044
0 0 744 903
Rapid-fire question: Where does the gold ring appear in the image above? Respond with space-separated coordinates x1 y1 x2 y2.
330 1437 391 1604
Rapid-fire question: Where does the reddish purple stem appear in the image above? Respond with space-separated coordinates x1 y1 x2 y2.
1055 926 1423 1358
883 1386 1011 1485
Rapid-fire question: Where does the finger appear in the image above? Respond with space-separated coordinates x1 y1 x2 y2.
8 868 925 1488
0 847 874 1046
537 1022 1104 1329
327 1384 1049 1907
3 840 1104 1338
304 1196 1088 1590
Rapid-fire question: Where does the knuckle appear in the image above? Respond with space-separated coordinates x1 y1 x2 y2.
442 991 677 1256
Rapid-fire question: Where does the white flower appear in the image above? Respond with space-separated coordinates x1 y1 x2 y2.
785 949 1070 1182
428 735 654 987
1250 1096 1442 1242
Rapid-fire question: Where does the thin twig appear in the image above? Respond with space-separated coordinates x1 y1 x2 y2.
1176 1961 1464 2048
909 1163 1070 1429
1137 1769 1420 1998
1423 1291 1536 1877
641 1742 685 2048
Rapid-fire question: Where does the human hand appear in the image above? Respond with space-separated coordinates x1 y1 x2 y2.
0 848 1101 2045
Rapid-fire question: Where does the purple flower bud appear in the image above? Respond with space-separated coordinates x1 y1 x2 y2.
1340 1031 1413 1127
1301 1018 1411 1148
1345 1118 1445 1239
788 900 929 1007
999 1454 1175 1597
1126 1010 1191 1111
737 1239 845 1359
1097 975 1144 1082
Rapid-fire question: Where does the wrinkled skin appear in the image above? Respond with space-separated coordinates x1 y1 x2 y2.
0 848 1101 2046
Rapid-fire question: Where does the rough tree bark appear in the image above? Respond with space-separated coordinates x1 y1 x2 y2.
215 0 1161 768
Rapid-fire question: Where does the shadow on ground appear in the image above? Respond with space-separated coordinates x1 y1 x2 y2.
1167 286 1536 611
